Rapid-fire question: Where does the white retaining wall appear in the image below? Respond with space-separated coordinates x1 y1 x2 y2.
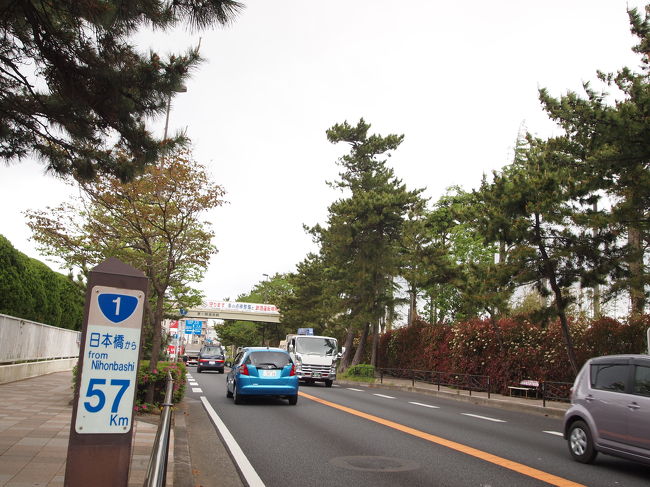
0 314 80 384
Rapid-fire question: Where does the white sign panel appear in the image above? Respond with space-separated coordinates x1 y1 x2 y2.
75 286 144 434
201 300 279 314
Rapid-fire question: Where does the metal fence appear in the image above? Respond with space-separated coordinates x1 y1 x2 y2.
376 367 574 404
377 367 492 398
541 381 573 406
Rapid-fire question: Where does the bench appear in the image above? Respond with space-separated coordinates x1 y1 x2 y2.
508 380 540 398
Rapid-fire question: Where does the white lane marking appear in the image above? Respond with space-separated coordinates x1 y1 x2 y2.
200 396 265 487
409 401 440 409
461 413 506 423
191 387 202 393
543 431 563 437
347 388 364 392
373 394 395 399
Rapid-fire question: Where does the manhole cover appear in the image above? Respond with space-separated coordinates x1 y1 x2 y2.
330 455 419 472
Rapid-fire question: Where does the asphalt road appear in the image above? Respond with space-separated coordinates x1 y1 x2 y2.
186 370 650 487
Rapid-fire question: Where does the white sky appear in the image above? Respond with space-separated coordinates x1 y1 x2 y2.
1 0 647 303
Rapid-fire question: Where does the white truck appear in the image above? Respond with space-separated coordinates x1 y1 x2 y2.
282 334 342 387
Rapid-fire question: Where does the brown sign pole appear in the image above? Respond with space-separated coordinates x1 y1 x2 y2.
65 258 148 487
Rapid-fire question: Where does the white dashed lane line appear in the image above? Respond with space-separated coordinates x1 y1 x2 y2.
461 413 506 423
543 431 564 437
409 401 440 409
192 387 203 393
335 387 561 438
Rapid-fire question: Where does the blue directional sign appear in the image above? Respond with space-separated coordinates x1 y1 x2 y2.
184 320 203 335
98 293 139 323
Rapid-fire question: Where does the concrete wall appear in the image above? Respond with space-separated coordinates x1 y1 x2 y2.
0 314 80 384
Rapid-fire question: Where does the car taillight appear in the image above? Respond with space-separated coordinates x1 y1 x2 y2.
240 364 250 376
289 364 296 376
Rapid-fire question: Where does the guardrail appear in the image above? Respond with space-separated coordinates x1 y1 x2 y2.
143 372 174 487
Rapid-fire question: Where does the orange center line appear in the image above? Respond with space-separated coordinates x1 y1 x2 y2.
299 391 585 487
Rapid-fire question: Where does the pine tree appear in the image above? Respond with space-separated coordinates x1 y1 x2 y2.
1 0 242 181
309 119 423 369
539 6 650 314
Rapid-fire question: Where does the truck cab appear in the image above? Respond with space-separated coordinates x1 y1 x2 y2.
284 334 341 387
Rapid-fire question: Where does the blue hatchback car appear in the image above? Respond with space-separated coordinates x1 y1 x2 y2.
226 347 299 405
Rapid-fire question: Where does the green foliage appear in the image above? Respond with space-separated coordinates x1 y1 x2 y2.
539 6 650 313
346 364 375 378
25 148 225 383
0 234 83 329
216 320 261 348
1 0 242 181
308 119 425 365
136 361 187 408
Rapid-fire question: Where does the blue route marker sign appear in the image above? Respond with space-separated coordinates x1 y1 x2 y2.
97 293 139 323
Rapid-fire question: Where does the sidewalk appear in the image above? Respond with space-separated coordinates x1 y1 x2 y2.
0 371 172 487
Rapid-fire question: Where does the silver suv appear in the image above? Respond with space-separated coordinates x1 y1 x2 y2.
563 354 650 465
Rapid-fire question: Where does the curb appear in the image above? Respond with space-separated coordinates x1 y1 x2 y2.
173 400 193 487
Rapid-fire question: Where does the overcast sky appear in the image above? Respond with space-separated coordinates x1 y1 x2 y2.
1 0 647 303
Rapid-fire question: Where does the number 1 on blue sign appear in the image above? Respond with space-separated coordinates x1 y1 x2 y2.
112 296 121 315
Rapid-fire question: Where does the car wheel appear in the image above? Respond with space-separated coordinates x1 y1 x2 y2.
233 384 243 405
325 380 333 388
226 383 233 398
219 369 224 374
568 420 597 463
288 395 298 405
197 367 202 373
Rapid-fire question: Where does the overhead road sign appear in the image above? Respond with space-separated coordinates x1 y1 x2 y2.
184 300 281 323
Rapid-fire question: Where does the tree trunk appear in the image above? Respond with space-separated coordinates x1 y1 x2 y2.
339 327 356 372
370 319 379 367
351 323 369 367
628 225 645 315
534 213 579 376
146 291 165 404
408 284 417 326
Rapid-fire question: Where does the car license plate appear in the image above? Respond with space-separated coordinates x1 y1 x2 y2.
313 372 321 378
209 361 215 365
261 370 278 377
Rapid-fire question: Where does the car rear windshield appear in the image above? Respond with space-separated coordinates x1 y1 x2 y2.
247 351 291 368
201 346 223 358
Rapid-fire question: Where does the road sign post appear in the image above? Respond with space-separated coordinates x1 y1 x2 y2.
65 258 148 487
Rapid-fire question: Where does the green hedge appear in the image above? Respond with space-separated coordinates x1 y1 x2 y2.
0 234 84 330
346 364 375 378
